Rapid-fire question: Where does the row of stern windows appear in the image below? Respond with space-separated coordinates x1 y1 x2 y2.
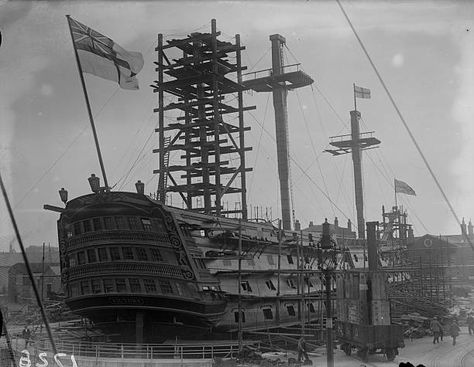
234 303 317 323
67 216 167 237
69 246 168 266
70 277 220 297
70 277 176 297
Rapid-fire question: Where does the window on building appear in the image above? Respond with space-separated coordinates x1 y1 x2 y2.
265 280 276 291
123 247 134 260
287 279 296 289
116 279 127 293
128 217 142 230
98 248 108 262
77 251 86 265
150 248 163 262
91 280 101 294
136 248 148 261
287 305 296 316
234 311 246 323
263 308 273 320
103 279 114 293
87 249 97 263
129 279 141 293
267 255 275 265
141 218 152 232
73 222 82 236
304 278 313 288
354 254 359 262
110 247 121 261
287 255 294 264
144 279 157 293
159 280 173 294
82 220 92 233
22 276 30 286
80 281 90 295
103 217 115 230
307 303 315 313
241 281 252 292
93 217 102 231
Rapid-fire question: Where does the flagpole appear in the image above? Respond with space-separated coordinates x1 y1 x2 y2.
394 178 398 208
353 83 357 111
66 15 109 190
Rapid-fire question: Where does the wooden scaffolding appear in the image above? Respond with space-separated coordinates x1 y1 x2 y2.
152 19 254 218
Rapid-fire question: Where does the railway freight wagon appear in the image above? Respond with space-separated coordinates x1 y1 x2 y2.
335 222 404 362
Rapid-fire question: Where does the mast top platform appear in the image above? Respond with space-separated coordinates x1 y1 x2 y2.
242 63 314 92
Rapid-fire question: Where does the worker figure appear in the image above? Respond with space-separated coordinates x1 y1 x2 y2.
449 319 460 346
467 313 474 335
21 326 31 348
430 317 442 344
297 336 310 363
439 318 444 341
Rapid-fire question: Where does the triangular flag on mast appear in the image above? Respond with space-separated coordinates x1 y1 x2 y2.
394 179 416 196
67 17 144 90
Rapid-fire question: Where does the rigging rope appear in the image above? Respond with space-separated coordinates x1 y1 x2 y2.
295 89 335 218
247 47 271 73
359 116 430 233
336 0 462 243
248 110 358 232
249 94 271 194
0 171 57 355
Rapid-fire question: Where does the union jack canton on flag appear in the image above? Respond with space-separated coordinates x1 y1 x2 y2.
68 17 144 90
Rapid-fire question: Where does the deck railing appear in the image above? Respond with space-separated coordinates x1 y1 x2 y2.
11 337 259 360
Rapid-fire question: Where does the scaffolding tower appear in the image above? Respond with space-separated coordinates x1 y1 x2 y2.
152 19 254 218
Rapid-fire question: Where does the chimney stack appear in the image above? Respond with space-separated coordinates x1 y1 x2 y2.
334 217 339 227
294 219 301 231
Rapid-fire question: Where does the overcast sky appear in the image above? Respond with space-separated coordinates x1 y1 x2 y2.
0 0 473 251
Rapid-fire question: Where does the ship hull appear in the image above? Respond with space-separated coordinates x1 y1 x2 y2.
57 191 330 342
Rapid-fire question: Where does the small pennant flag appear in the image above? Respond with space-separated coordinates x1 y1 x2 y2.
354 85 371 99
394 179 416 196
68 17 144 90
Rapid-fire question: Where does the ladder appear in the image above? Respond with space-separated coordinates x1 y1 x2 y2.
158 136 171 202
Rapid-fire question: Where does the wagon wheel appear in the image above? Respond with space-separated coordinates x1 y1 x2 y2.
385 348 396 361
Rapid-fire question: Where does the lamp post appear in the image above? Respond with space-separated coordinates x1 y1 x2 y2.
318 219 337 367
